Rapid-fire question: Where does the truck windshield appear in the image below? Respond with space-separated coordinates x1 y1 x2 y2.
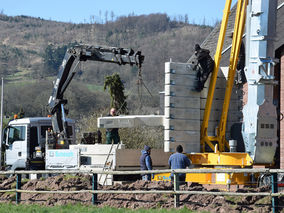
8 126 26 144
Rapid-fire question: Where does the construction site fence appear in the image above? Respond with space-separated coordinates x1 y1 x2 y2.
0 168 282 211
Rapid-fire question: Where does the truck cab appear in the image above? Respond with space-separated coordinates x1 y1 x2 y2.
3 117 75 170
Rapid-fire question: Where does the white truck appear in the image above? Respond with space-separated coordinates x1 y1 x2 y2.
3 117 77 170
3 45 144 173
3 117 126 185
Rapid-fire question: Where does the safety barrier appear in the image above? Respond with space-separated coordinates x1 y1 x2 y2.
0 168 283 212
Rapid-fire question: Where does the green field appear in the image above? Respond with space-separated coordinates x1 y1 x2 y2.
0 204 200 213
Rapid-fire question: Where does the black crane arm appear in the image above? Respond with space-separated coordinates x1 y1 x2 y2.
48 44 144 142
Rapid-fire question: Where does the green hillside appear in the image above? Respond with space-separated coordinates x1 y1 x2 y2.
0 13 212 118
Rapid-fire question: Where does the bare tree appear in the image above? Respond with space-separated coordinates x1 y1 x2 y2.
99 10 102 23
110 11 115 22
185 14 189 24
90 15 95 24
105 10 108 23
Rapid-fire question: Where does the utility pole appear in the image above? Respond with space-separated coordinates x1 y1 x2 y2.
0 78 3 168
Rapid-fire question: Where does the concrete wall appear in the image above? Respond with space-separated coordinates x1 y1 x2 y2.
164 62 200 153
164 62 243 153
280 49 284 168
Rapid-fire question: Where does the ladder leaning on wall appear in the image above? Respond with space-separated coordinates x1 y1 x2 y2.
99 142 121 186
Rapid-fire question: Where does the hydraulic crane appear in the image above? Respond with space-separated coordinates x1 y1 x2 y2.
200 0 277 165
48 45 144 147
152 0 279 185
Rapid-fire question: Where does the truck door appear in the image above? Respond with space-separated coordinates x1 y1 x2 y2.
5 125 27 169
29 126 38 158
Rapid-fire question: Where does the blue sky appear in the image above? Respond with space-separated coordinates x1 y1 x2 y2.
0 0 237 25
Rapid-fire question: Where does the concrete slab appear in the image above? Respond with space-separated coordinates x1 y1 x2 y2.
201 87 241 100
165 96 200 109
165 107 200 120
70 144 124 155
98 115 164 128
165 62 195 75
164 141 200 153
200 110 242 122
164 118 200 131
200 99 242 111
165 84 200 97
165 73 196 86
164 130 200 142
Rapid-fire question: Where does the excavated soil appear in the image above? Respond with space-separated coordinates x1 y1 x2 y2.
0 174 281 212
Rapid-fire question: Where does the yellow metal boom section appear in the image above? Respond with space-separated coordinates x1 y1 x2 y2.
201 0 248 152
217 0 248 151
200 0 233 152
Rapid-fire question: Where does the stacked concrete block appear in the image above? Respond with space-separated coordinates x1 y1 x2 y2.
280 49 284 168
164 62 243 153
164 62 200 153
201 67 243 138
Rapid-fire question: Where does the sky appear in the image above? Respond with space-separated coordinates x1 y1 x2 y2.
0 0 238 26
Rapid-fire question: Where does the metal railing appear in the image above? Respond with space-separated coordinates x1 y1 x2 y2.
0 168 283 212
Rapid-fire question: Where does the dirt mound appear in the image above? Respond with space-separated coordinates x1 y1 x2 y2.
0 175 279 212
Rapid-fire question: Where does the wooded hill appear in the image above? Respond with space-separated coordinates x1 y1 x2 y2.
0 13 212 118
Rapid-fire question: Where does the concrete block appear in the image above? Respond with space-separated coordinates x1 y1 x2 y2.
98 115 164 128
165 73 196 86
165 62 195 75
164 141 200 153
201 87 241 100
200 110 242 122
165 107 200 120
164 118 200 131
203 75 228 89
165 85 200 97
70 144 124 155
80 155 114 168
164 130 200 142
200 99 242 111
165 96 200 109
207 121 237 135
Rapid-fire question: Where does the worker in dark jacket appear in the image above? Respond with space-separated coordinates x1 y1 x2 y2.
168 145 191 184
140 145 153 181
235 41 246 85
229 31 246 85
106 108 120 144
192 44 215 92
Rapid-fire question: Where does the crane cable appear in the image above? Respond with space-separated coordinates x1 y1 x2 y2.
136 67 154 110
118 66 155 114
